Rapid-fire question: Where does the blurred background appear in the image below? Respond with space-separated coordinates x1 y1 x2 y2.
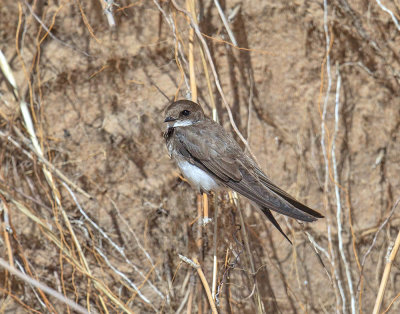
0 0 399 313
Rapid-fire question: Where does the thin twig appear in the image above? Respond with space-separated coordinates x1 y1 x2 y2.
15 260 47 310
0 258 88 314
0 128 91 199
375 0 400 31
94 248 153 307
213 0 238 46
322 1 345 312
332 64 356 314
304 231 333 283
360 197 400 268
382 292 400 314
23 0 90 57
233 193 265 313
246 69 254 146
176 285 191 314
109 198 162 281
63 183 164 301
152 0 190 92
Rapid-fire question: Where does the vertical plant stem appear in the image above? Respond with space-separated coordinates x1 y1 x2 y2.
372 231 400 314
212 195 218 299
332 65 355 314
234 193 265 313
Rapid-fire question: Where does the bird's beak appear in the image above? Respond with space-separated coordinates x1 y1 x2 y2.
164 116 176 122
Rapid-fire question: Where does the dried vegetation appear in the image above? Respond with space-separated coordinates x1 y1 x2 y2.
0 0 399 313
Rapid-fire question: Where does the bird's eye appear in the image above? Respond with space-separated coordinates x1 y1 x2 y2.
181 110 190 116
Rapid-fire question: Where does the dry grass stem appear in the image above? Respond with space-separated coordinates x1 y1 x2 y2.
212 195 218 300
321 1 345 311
0 258 88 314
333 65 356 313
372 200 400 314
192 257 218 314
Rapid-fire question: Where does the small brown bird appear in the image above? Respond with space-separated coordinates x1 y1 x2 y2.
164 99 323 243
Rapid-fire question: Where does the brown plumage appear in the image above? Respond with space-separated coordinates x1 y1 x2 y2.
164 99 323 243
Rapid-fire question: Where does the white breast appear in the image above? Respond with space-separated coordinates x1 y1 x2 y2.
177 160 219 192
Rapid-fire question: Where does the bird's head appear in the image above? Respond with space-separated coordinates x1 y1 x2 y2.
164 100 205 128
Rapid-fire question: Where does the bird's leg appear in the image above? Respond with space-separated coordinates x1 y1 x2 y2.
197 191 212 225
203 193 209 224
196 194 203 252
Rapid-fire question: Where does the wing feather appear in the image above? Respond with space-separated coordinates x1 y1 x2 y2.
172 119 322 230
225 167 317 222
175 122 242 181
254 168 324 218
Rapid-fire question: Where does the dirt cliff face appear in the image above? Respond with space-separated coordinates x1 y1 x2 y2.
0 1 399 313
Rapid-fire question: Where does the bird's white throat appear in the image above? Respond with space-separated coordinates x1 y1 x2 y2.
173 120 194 127
177 160 219 192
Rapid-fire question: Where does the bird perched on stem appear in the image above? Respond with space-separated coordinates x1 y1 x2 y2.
163 99 323 243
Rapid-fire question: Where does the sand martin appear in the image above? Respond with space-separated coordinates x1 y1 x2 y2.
164 100 323 242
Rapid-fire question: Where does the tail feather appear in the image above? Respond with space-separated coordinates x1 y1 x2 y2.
260 207 292 244
255 168 324 219
226 171 318 222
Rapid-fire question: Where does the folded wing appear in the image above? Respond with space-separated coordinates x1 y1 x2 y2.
174 121 322 242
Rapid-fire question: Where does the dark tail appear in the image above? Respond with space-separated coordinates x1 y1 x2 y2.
260 207 292 244
255 168 324 220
